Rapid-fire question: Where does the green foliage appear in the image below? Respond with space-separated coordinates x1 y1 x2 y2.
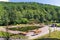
0 31 11 37
56 23 60 27
20 18 29 24
0 31 27 39
11 35 27 39
0 2 60 25
8 26 40 32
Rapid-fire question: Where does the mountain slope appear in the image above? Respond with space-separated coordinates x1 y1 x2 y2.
0 2 60 25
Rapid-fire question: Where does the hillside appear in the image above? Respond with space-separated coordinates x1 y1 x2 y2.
0 2 60 25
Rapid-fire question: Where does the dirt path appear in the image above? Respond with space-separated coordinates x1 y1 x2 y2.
28 26 60 39
27 26 53 39
0 27 22 34
0 26 60 39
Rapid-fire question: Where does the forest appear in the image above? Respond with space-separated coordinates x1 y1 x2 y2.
0 2 60 25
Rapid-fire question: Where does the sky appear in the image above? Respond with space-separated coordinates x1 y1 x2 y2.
0 0 60 6
0 0 8 2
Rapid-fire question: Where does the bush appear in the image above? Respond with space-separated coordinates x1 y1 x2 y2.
56 23 60 27
20 18 29 24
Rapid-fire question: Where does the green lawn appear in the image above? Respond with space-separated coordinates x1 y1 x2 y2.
56 23 60 27
0 31 27 39
8 26 41 32
34 31 60 40
0 31 11 37
11 34 27 39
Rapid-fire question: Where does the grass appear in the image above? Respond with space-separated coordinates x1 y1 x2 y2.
0 31 11 37
8 26 41 32
56 23 60 27
11 34 27 39
0 31 27 39
34 31 60 40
